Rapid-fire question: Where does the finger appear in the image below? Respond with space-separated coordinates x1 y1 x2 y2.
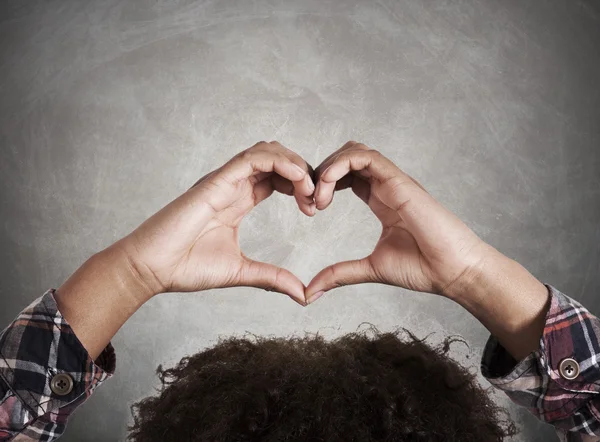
224 148 308 186
252 174 295 206
315 149 401 210
334 173 371 205
252 174 315 216
314 177 337 211
314 141 360 180
296 193 316 216
322 149 399 185
307 162 316 186
250 142 315 216
313 143 372 210
311 141 368 212
259 141 315 196
334 174 353 191
305 257 375 304
270 174 295 196
238 258 306 306
314 172 370 210
263 142 316 216
250 171 273 185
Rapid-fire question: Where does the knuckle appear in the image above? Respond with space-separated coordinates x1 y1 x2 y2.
336 151 350 161
264 268 283 293
269 152 288 164
274 267 283 284
248 141 269 153
240 150 254 162
329 266 344 287
354 142 370 151
293 160 307 172
344 140 359 150
366 149 383 163
286 149 304 164
275 152 289 164
269 141 288 156
387 178 416 211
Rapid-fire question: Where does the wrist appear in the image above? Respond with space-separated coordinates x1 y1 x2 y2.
441 242 499 303
444 245 546 314
443 245 551 360
97 242 160 304
55 246 158 359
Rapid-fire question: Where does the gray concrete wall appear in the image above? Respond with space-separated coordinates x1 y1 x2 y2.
1 0 599 440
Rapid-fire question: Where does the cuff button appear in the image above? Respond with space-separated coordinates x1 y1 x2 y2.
50 373 74 396
559 358 580 380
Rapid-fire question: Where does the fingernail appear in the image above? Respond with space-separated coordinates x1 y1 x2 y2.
309 202 316 216
307 176 315 192
307 291 325 304
291 296 307 307
293 163 306 177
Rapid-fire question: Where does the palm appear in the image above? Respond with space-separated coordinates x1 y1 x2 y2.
167 182 254 292
367 186 434 293
126 179 255 293
169 224 241 292
365 178 485 296
369 228 433 293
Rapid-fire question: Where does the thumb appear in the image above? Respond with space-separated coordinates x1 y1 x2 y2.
305 257 375 304
238 258 307 306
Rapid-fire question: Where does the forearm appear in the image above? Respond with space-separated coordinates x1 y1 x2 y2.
446 246 551 361
55 242 156 360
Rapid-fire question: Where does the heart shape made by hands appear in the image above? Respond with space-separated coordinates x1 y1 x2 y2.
127 140 484 310
239 180 380 303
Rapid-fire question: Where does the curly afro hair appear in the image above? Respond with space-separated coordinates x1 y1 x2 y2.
129 329 516 442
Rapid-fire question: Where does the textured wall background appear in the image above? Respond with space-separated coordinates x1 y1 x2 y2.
1 0 599 440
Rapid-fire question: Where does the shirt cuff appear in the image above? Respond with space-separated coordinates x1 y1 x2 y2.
481 284 600 425
0 289 115 419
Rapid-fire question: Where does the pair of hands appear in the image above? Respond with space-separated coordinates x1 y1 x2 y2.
116 141 490 306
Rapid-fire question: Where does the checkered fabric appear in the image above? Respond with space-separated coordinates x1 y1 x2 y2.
0 290 114 441
482 286 600 442
0 286 598 441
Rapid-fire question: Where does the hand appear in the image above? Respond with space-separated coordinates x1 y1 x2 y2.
115 141 315 305
305 141 493 303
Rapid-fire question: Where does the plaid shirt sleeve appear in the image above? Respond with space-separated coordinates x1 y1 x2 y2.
482 285 600 442
0 289 115 441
